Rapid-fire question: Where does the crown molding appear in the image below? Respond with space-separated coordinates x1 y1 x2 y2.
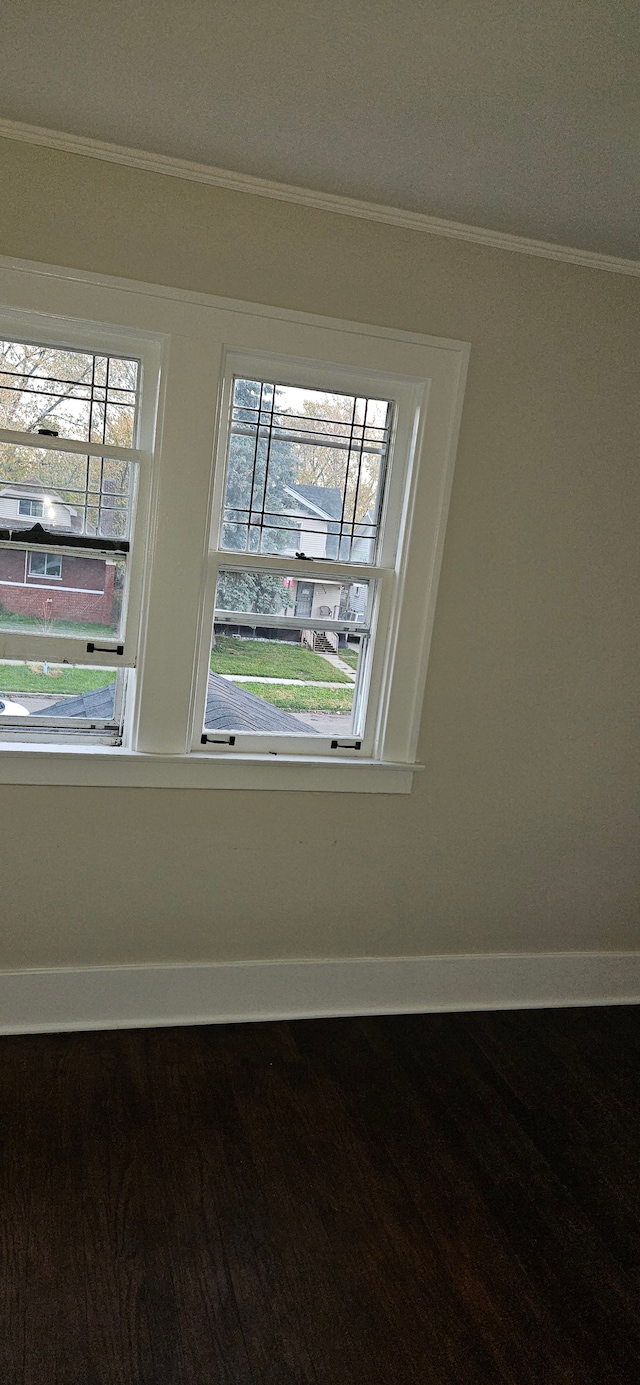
1 117 639 277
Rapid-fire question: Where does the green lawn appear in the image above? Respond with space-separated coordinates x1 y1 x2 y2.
339 647 360 670
0 611 117 639
211 635 352 683
0 665 116 695
241 681 353 713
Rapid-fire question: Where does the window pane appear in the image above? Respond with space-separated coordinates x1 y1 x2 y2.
0 444 132 540
206 623 367 737
0 547 126 638
215 567 370 625
0 660 120 720
0 341 139 447
221 378 391 562
28 551 62 578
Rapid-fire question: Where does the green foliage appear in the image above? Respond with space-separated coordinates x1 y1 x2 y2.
0 339 135 537
216 570 291 617
210 635 352 682
222 377 299 553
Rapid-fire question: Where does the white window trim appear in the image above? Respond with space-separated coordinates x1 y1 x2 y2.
27 552 62 579
0 253 469 793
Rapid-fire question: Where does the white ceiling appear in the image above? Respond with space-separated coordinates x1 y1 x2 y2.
1 0 638 258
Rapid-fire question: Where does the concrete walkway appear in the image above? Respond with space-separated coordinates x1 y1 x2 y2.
314 650 357 680
220 675 350 689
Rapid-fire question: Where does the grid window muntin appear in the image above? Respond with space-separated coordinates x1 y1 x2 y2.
0 315 157 745
220 376 393 565
198 354 420 758
0 445 133 542
0 337 139 448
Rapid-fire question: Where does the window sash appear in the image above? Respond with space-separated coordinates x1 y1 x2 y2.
220 380 393 564
0 426 142 463
0 664 129 743
0 338 156 673
194 353 421 758
192 550 393 756
0 338 140 449
0 724 122 744
208 353 417 574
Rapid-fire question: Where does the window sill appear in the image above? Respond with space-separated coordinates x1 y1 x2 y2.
0 742 421 792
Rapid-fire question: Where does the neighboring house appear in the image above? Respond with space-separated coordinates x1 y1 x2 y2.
280 484 373 622
282 483 375 564
0 479 116 626
1 477 365 634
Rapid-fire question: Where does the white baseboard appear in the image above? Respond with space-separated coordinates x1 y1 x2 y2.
0 951 639 1035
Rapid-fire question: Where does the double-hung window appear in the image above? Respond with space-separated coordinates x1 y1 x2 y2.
0 315 159 745
194 357 424 759
0 257 468 791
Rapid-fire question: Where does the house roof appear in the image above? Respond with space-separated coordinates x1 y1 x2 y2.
44 671 318 735
44 681 117 720
286 484 343 521
203 672 316 733
285 483 376 561
0 479 61 496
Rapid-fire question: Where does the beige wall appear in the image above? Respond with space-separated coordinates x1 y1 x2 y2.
0 136 638 969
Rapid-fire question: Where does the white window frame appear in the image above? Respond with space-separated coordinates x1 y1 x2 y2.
27 551 62 579
0 254 469 793
19 498 43 518
193 352 427 759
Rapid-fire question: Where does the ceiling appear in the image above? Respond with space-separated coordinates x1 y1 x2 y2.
1 0 638 258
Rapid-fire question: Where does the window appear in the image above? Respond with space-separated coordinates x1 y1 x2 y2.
0 310 158 747
0 258 468 790
197 370 400 754
28 551 62 579
19 498 43 517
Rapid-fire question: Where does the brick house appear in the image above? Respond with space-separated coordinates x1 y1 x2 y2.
0 479 117 626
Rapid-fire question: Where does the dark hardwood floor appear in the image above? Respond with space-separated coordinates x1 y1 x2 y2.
1 1005 640 1384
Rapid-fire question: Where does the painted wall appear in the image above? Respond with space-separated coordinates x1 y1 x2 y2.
0 136 638 969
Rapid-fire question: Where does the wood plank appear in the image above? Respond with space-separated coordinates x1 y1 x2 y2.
1 1008 639 1383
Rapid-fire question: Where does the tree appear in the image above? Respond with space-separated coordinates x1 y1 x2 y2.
0 339 137 537
222 378 299 554
216 569 292 616
215 379 301 637
292 392 388 524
